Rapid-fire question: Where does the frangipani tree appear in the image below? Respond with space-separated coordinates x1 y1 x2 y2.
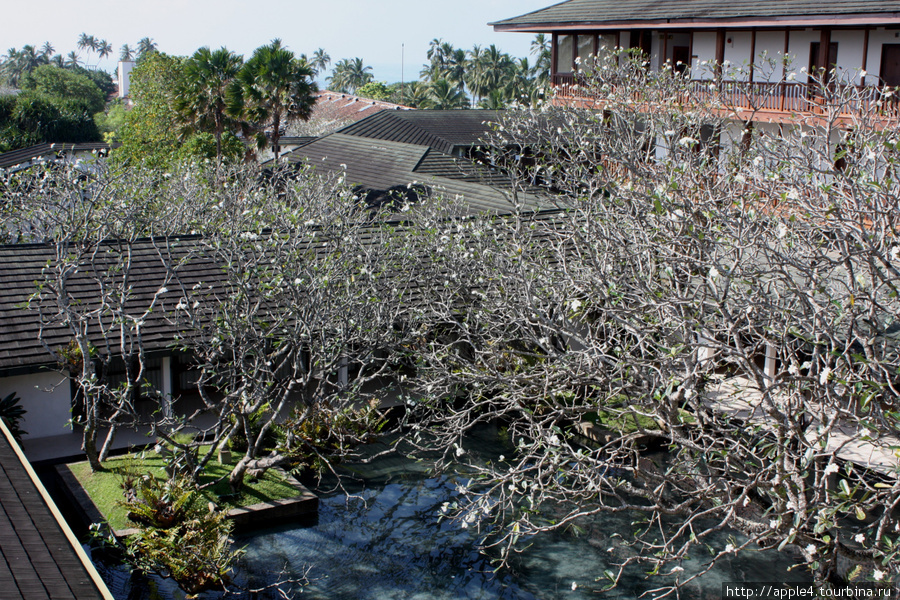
399 51 900 592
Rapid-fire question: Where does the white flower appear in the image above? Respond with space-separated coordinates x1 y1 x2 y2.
873 569 885 581
820 367 832 386
548 434 561 447
569 299 583 312
823 463 839 476
678 136 698 147
708 266 720 280
669 566 684 574
788 362 800 376
455 445 465 457
571 582 578 591
499 455 505 462
787 188 800 201
860 69 868 78
777 223 788 239
664 129 676 137
770 519 779 529
805 544 817 555
724 543 736 553
855 533 865 544
787 72 797 81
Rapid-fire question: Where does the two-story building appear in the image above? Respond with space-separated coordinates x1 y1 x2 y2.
491 0 900 124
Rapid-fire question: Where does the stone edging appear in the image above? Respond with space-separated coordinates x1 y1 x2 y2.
55 464 318 538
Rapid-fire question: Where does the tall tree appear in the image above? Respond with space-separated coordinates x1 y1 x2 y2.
119 44 135 62
426 79 469 109
327 57 373 94
137 37 158 61
40 42 55 60
175 46 244 162
229 39 317 163
311 47 331 78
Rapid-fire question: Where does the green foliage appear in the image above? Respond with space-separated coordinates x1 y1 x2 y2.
117 473 242 595
281 400 386 474
327 57 373 94
230 39 316 161
174 46 244 162
114 53 186 168
356 81 392 101
0 393 27 443
175 131 245 163
0 90 101 151
21 65 106 114
93 99 127 141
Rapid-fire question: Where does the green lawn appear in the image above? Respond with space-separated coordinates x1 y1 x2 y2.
68 446 302 531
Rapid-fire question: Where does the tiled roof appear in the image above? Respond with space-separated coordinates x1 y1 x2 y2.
491 0 900 29
0 143 116 170
0 237 223 375
310 92 411 126
335 110 503 155
282 133 547 215
0 420 112 599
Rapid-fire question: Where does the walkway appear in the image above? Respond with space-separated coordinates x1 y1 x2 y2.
706 376 900 477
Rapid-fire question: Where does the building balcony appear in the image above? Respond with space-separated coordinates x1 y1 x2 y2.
551 73 900 125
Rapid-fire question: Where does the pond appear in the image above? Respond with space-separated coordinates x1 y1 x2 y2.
94 424 809 599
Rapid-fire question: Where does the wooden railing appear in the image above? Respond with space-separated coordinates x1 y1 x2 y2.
551 74 900 122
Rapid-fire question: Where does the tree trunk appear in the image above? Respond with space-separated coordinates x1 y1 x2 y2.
82 419 102 472
98 423 118 462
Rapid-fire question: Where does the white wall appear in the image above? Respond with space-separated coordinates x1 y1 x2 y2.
0 371 72 439
864 28 900 82
117 61 135 98
723 31 754 81
692 31 718 79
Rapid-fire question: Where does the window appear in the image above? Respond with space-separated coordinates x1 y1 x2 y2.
556 35 574 74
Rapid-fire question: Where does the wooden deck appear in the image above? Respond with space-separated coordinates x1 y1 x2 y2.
0 421 113 599
706 376 900 477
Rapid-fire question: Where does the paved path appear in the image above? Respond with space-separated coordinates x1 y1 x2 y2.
706 376 900 477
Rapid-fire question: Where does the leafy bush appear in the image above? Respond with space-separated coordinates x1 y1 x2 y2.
0 392 27 443
117 473 242 595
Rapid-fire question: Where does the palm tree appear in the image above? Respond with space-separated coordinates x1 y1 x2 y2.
229 39 317 163
40 42 55 60
49 54 65 68
137 38 158 61
77 33 97 54
97 40 113 63
119 44 135 62
530 34 552 86
311 48 331 78
64 51 81 68
175 46 244 162
327 57 373 94
466 44 514 104
427 79 470 109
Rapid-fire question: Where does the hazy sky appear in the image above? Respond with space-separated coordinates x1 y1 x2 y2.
5 0 552 84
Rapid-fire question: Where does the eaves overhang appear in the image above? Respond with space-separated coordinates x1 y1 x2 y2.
491 13 900 32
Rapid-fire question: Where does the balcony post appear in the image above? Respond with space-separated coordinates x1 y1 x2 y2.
715 29 725 81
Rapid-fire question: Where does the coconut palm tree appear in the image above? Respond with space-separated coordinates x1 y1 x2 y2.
530 33 551 82
229 39 317 163
311 48 331 78
427 79 470 109
175 46 244 162
137 38 158 61
40 42 55 60
327 57 373 94
96 40 113 64
64 51 81 68
466 44 514 104
119 44 135 62
77 33 97 54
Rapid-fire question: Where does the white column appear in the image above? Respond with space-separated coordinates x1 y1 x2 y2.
764 343 777 381
160 356 173 418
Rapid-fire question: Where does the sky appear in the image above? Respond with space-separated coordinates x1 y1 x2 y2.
4 0 552 85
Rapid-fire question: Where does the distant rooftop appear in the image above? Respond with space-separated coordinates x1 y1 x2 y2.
490 0 900 30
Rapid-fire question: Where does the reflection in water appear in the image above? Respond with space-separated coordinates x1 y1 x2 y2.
95 424 809 599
